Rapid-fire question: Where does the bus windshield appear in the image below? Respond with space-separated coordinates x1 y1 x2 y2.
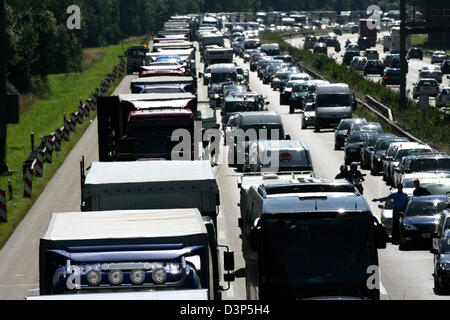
317 94 351 107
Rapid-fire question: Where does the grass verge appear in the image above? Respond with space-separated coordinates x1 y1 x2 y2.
261 31 449 153
0 38 140 249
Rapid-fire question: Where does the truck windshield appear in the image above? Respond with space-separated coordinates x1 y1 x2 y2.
211 72 237 83
317 94 351 107
261 216 374 298
128 125 193 155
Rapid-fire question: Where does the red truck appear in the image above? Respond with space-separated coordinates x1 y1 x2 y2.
358 19 378 50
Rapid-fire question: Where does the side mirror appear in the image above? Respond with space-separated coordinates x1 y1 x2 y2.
378 204 384 209
285 134 291 140
352 101 357 111
238 217 244 228
223 251 235 271
265 101 270 105
430 248 439 254
198 72 203 78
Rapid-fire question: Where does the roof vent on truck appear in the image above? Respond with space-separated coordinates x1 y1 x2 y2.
257 181 357 198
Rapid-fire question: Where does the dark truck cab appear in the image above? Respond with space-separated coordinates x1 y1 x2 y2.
127 45 150 74
239 179 386 300
97 94 197 161
37 209 235 300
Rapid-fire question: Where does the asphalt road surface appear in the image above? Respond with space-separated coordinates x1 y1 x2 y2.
0 38 449 300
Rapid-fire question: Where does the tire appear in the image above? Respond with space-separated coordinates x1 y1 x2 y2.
315 123 320 132
399 238 409 251
334 144 339 150
289 105 294 114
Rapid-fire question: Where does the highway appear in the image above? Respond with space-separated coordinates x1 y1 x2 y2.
286 31 450 107
0 36 448 300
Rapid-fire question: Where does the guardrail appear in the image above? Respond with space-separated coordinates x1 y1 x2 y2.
366 95 394 121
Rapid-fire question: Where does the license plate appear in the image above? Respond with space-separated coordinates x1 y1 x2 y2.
422 233 431 238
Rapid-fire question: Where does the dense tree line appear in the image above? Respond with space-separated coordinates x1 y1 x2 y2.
7 0 442 95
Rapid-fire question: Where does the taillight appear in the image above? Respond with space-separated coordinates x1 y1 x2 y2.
384 76 388 79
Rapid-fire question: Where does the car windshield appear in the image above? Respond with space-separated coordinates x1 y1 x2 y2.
317 94 351 107
292 84 309 93
141 87 185 94
406 200 447 217
261 216 374 295
338 120 361 130
395 148 431 161
423 183 450 195
410 158 450 172
304 104 315 111
356 124 382 133
276 72 290 79
348 133 366 143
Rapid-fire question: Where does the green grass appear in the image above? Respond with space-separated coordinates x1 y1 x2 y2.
0 38 141 249
261 31 450 153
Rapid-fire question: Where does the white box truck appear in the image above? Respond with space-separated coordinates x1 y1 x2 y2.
81 160 220 227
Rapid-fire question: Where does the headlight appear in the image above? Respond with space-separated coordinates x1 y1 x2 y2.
273 78 279 82
108 270 124 285
377 157 381 162
214 94 219 100
440 263 450 270
152 268 167 284
305 117 309 121
403 223 417 231
87 270 101 286
130 269 146 284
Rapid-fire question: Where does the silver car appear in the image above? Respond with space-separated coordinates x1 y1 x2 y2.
431 51 448 64
419 65 443 83
412 78 440 99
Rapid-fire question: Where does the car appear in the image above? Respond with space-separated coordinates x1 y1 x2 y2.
389 55 408 73
364 49 379 60
273 55 295 67
382 54 395 68
351 25 358 34
400 172 450 197
431 51 448 64
436 87 450 107
360 133 396 169
343 50 360 65
245 140 313 173
387 142 433 185
364 60 384 76
289 82 316 113
382 68 400 85
407 47 423 60
333 28 342 35
313 42 327 54
431 229 450 293
350 56 368 71
371 137 409 175
344 131 377 164
413 78 440 99
382 141 412 182
325 35 338 47
441 60 450 74
279 76 310 105
334 118 367 150
433 211 450 246
346 44 359 51
249 52 266 72
271 70 293 90
348 122 383 136
304 36 317 49
301 96 317 129
400 195 449 250
392 152 446 188
419 65 443 83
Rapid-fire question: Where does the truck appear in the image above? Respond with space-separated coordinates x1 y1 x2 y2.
238 179 387 300
80 160 220 227
126 45 150 74
97 94 196 161
203 46 233 67
130 76 197 94
389 26 410 54
358 19 378 49
35 208 235 300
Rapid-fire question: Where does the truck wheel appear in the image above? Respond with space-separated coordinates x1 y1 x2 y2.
315 123 320 132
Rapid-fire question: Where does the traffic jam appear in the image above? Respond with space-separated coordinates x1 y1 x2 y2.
31 13 450 300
